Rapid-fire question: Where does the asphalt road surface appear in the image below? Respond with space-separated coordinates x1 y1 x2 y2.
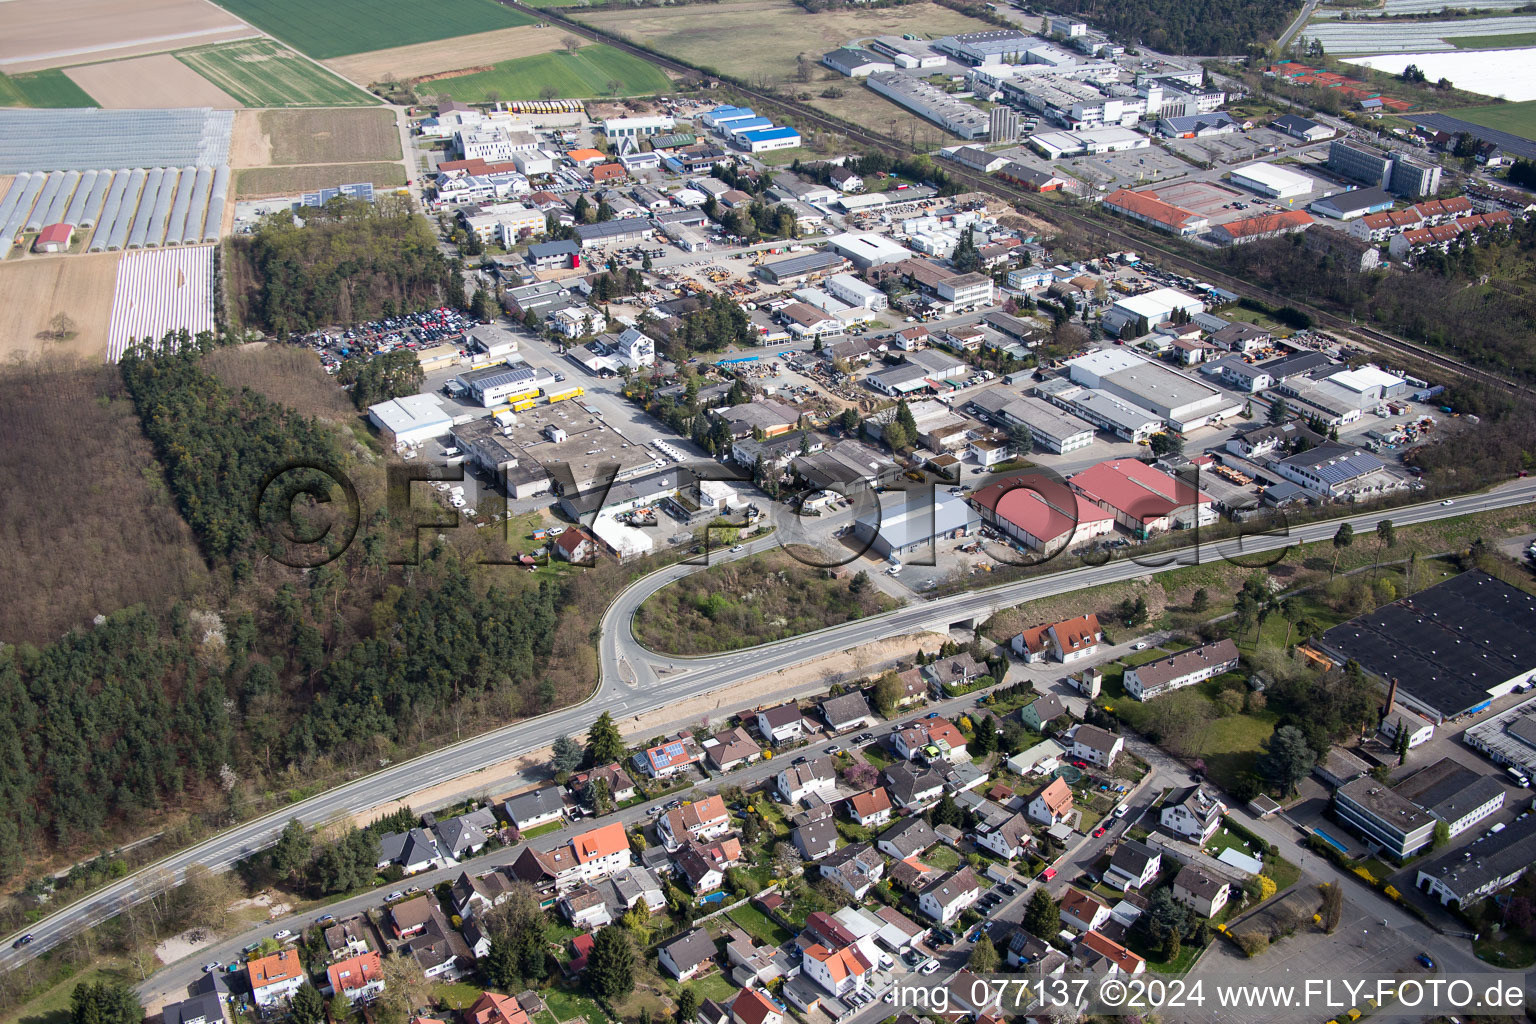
4 478 1532 971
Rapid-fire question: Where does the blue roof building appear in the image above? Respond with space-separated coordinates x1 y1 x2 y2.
739 127 801 153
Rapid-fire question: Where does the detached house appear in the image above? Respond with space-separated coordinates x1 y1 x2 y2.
659 794 732 851
449 870 516 919
1160 785 1226 844
820 692 876 733
918 866 982 923
1018 693 1067 732
777 757 838 804
1026 777 1074 826
731 988 785 1024
1071 724 1123 768
378 828 446 875
325 951 385 1005
503 786 566 832
511 822 632 891
974 811 1033 861
757 703 814 745
704 727 763 772
247 950 305 1009
1013 614 1104 663
434 809 495 860
885 762 946 811
634 734 701 779
803 942 874 997
571 762 639 806
322 918 371 961
1172 865 1230 918
677 836 744 892
820 842 885 898
848 787 894 828
877 817 938 860
892 716 968 762
659 927 718 981
1075 930 1146 976
1104 840 1161 891
792 818 839 860
1060 888 1112 933
923 653 986 695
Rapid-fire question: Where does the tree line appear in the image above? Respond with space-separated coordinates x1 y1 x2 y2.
1050 0 1298 53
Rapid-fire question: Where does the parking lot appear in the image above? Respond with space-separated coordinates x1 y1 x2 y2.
1162 126 1291 167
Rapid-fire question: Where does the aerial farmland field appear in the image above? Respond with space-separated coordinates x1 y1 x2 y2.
0 69 100 108
177 39 377 106
209 0 534 60
64 54 242 109
432 45 672 102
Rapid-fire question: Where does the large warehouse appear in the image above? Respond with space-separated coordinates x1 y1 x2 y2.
1068 459 1216 536
968 390 1095 453
1065 348 1240 432
369 394 453 446
1228 161 1315 200
853 490 980 559
969 474 1115 554
826 231 912 270
1312 570 1536 723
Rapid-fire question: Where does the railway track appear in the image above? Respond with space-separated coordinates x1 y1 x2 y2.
505 1 1528 396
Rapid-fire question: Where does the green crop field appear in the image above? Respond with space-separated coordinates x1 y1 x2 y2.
1451 32 1536 49
433 45 670 102
1453 99 1536 140
0 69 99 108
209 0 533 59
177 39 377 106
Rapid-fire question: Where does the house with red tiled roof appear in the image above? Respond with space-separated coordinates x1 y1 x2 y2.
1211 209 1313 246
464 991 531 1024
1076 930 1146 975
803 942 874 997
1012 613 1104 664
848 787 893 828
1060 888 1112 932
892 716 968 762
1026 777 1074 826
247 950 305 1008
326 951 385 1005
730 988 786 1024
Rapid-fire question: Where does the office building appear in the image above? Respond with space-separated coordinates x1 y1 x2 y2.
1333 777 1435 860
1328 140 1393 188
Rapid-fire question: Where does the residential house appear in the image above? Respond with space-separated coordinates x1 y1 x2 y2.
503 787 566 832
730 988 785 1024
1123 640 1240 701
917 866 982 923
820 692 876 733
161 993 226 1024
465 992 530 1024
820 842 885 898
326 952 385 1005
922 653 986 695
552 527 597 563
792 818 840 860
323 918 371 961
940 760 988 795
659 794 732 851
1026 777 1074 826
510 821 632 891
803 943 874 997
558 885 613 929
677 836 744 892
247 950 305 1008
434 810 495 861
892 716 969 762
1018 694 1067 731
876 817 939 860
1060 888 1112 933
777 757 838 804
378 828 446 874
890 855 936 892
1160 785 1227 844
704 727 763 772
634 734 702 779
1172 865 1230 918
757 703 813 745
885 762 946 811
390 897 436 939
462 918 492 959
1071 724 1123 767
1075 930 1146 975
848 788 894 828
570 762 639 806
1104 840 1161 891
830 167 864 192
449 870 515 920
1013 614 1105 663
725 927 788 987
974 812 1034 860
659 927 718 981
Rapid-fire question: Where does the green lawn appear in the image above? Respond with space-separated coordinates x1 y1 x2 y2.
926 844 961 870
433 45 671 102
433 981 489 1009
2 961 133 1024
521 819 567 839
670 971 738 1004
1448 99 1536 141
177 39 377 106
728 903 792 946
208 0 533 59
1473 932 1536 969
1451 32 1536 49
0 69 98 108
544 986 612 1024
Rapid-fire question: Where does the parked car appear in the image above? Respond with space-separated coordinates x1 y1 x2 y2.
273 929 294 941
316 914 335 925
386 891 404 902
920 960 940 974
1416 953 1435 969
202 962 221 973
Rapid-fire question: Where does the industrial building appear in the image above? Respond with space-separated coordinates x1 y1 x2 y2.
1271 114 1334 142
933 29 1035 66
738 127 802 153
867 72 990 140
1333 777 1435 860
1391 757 1505 839
1028 127 1148 160
1066 347 1236 432
603 115 675 139
852 490 981 559
968 475 1115 554
758 250 848 285
1156 113 1239 138
827 232 912 270
967 391 1094 453
368 394 453 446
1327 140 1442 197
1416 814 1536 907
1228 161 1314 200
1310 186 1395 221
1312 570 1536 724
1069 458 1216 535
1463 693 1536 788
870 36 948 69
1102 189 1208 237
822 47 896 77
1034 379 1161 442
1104 287 1205 336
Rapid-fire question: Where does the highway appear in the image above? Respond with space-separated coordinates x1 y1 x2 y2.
4 477 1533 972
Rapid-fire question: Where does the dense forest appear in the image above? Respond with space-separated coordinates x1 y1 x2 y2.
0 342 579 883
1050 0 1298 54
229 196 463 336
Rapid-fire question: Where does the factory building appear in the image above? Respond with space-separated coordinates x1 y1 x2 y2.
867 72 990 140
1065 347 1239 433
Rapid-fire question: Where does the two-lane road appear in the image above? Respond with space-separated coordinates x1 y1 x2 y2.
5 479 1533 970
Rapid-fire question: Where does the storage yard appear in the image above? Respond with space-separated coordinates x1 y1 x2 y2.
105 246 217 360
0 0 254 73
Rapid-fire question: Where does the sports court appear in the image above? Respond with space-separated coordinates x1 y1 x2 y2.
1150 180 1244 217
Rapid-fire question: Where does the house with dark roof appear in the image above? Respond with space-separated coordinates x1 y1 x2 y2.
1070 724 1123 767
703 727 763 772
792 818 839 860
503 787 566 832
1018 693 1067 731
1416 812 1536 906
884 762 946 810
819 842 884 898
1124 639 1240 702
1104 840 1161 891
917 866 981 923
1391 757 1505 838
756 702 815 745
820 692 876 733
659 927 718 981
1172 865 1230 918
974 811 1033 860
876 817 939 860
378 828 446 875
1160 785 1227 844
777 756 838 804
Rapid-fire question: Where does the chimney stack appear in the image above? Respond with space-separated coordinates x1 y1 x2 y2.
1383 675 1399 720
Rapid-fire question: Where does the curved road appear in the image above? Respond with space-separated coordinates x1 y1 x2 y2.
4 479 1533 971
